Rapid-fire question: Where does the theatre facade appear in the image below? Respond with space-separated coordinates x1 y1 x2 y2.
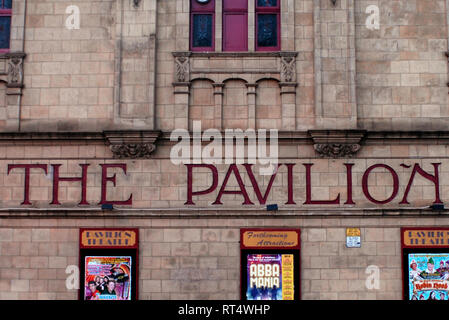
1 0 449 300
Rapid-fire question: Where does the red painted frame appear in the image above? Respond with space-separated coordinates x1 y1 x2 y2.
78 228 139 300
190 0 215 52
222 0 248 52
255 0 281 51
240 228 301 300
401 227 449 300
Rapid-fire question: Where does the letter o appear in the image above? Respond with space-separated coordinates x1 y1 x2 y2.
362 164 399 204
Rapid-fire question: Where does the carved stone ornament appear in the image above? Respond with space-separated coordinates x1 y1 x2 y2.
104 131 161 159
5 52 26 88
280 52 297 83
173 52 191 83
314 143 361 158
309 130 366 158
110 144 155 159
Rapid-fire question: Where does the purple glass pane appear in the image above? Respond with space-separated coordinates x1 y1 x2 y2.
192 14 213 48
257 14 277 47
257 0 277 7
0 16 10 49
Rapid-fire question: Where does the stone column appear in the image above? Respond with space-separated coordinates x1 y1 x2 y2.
246 83 257 129
213 83 224 129
314 0 357 129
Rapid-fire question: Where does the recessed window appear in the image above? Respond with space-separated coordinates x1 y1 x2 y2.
189 0 281 52
0 0 12 52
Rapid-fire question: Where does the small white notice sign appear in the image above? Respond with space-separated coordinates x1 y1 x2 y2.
346 228 361 248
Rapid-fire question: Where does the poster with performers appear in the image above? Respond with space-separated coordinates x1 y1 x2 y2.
84 256 132 300
246 254 294 300
408 253 449 300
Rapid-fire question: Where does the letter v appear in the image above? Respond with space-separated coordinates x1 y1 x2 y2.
243 164 281 205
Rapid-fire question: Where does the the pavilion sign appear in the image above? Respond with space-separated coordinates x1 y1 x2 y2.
5 162 443 207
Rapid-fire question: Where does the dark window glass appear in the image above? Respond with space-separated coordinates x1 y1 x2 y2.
192 14 213 48
0 16 10 49
257 14 277 47
2 0 12 9
257 0 277 7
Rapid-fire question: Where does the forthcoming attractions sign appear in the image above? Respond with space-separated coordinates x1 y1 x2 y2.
402 228 449 301
79 228 139 301
240 229 300 300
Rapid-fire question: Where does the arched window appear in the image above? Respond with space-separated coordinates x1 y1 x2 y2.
190 0 215 52
223 0 248 51
0 0 12 52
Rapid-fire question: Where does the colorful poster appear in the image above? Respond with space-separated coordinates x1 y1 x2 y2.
246 254 294 300
84 256 132 300
408 253 449 300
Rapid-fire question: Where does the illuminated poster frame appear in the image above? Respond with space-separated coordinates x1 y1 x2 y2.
240 228 300 300
402 227 449 301
79 228 139 301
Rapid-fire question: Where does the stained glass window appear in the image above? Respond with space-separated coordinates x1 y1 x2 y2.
1 0 12 9
190 0 215 51
257 15 277 47
257 0 277 7
192 14 213 48
0 0 12 51
255 0 280 51
0 16 10 49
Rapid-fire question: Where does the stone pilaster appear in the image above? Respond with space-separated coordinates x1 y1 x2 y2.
314 0 357 129
213 83 224 130
246 83 257 129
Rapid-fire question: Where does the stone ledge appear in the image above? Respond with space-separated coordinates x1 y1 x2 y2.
0 207 446 218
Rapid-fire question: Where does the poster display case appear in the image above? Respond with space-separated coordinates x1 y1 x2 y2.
240 229 300 300
402 228 449 301
79 228 139 301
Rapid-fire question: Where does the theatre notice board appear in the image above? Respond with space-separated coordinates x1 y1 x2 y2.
79 228 139 301
240 229 300 301
402 228 449 301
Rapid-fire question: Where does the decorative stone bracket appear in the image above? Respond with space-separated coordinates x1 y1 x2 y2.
104 131 161 159
0 52 26 90
309 130 366 158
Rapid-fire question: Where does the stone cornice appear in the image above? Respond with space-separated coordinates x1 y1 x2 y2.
0 206 447 218
172 51 298 58
0 130 449 147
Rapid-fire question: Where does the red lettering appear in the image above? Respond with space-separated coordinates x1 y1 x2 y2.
285 163 296 205
185 164 218 205
7 164 48 205
400 163 442 204
213 164 253 205
344 163 355 205
50 164 90 205
362 164 399 204
303 163 340 205
99 164 132 205
243 164 281 205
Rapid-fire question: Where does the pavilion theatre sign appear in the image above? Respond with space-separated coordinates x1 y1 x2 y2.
5 162 443 206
